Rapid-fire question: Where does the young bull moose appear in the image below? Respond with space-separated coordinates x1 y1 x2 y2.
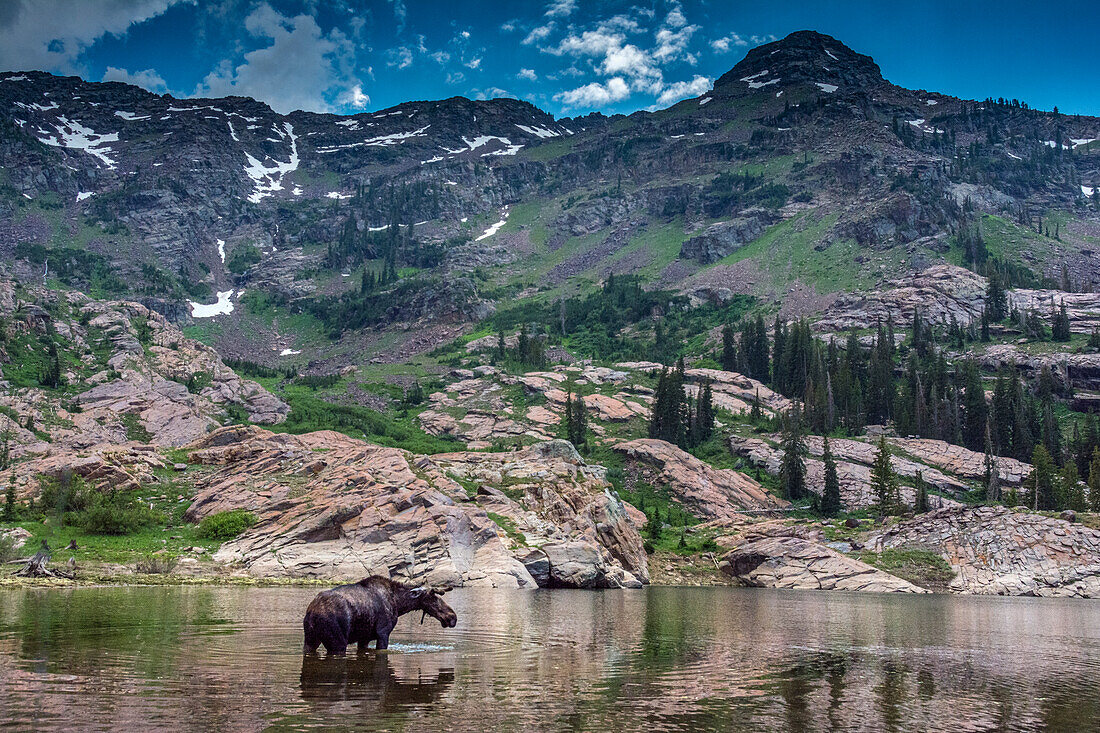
303 576 458 655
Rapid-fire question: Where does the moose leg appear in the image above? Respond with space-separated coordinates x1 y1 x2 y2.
375 620 395 651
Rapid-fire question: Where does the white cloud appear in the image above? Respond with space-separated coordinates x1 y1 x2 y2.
465 57 481 69
339 84 369 109
501 20 517 32
389 46 414 69
0 0 184 74
711 34 747 53
473 86 516 100
193 4 357 114
653 22 699 64
656 75 711 105
523 23 554 45
102 66 168 94
555 77 630 109
545 0 576 18
517 68 538 81
445 71 465 84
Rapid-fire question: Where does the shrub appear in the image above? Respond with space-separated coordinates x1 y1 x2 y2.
78 494 161 535
196 510 257 540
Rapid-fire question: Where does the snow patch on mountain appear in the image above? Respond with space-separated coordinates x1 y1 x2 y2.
242 123 299 203
815 82 838 93
476 209 509 241
36 116 119 169
190 290 235 318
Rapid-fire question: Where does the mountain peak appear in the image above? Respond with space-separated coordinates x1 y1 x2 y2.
714 31 884 95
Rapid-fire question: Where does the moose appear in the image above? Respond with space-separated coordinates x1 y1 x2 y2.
303 576 458 655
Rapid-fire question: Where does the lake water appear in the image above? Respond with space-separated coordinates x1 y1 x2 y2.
1 586 1099 731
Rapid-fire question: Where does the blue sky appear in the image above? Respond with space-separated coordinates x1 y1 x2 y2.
1 0 1099 118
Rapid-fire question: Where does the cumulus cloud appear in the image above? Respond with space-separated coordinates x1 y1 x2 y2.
339 84 370 109
517 68 538 81
102 65 168 93
711 34 747 53
523 22 555 45
193 4 359 114
656 75 711 105
555 77 630 109
544 0 576 18
0 0 184 73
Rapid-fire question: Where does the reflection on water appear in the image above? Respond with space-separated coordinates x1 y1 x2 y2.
2 586 1100 731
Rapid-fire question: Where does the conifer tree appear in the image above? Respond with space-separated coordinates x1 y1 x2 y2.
1061 460 1085 512
914 470 930 514
569 393 588 449
820 437 841 517
563 390 574 444
2 481 15 522
962 360 988 452
870 436 899 515
779 405 807 501
1029 445 1056 510
1089 448 1100 513
720 324 737 372
986 271 1008 322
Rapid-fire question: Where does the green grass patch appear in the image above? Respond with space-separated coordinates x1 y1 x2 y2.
853 548 955 590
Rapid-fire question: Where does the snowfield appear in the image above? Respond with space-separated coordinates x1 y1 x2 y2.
515 124 560 138
242 123 298 203
114 111 149 121
279 348 301 356
476 209 509 241
815 82 839 93
76 192 94 202
217 239 226 263
189 290 235 318
36 116 119 169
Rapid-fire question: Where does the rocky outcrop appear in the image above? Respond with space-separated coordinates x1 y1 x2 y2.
614 438 785 522
815 264 987 332
184 428 645 589
885 436 1030 486
14 443 167 496
975 344 1100 392
428 440 648 588
871 506 1100 597
720 536 927 593
679 212 775 264
730 435 964 510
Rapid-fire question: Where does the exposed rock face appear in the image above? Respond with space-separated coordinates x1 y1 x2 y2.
871 506 1100 597
720 536 927 593
184 428 645 589
14 443 166 496
428 440 648 588
885 437 1030 486
614 438 785 521
0 285 287 450
679 212 775 264
729 435 964 510
975 344 1100 392
815 264 987 332
816 264 1100 336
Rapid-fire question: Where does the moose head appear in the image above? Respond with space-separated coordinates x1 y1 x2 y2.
411 585 457 628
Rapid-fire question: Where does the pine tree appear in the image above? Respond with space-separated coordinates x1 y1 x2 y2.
779 405 807 501
870 436 899 515
1089 448 1100 513
720 324 737 372
563 390 575 444
569 394 588 449
2 481 15 522
1052 301 1072 342
695 381 715 444
1061 461 1086 512
986 270 1008 322
1029 445 1056 510
962 360 988 452
914 470 930 514
820 437 841 517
